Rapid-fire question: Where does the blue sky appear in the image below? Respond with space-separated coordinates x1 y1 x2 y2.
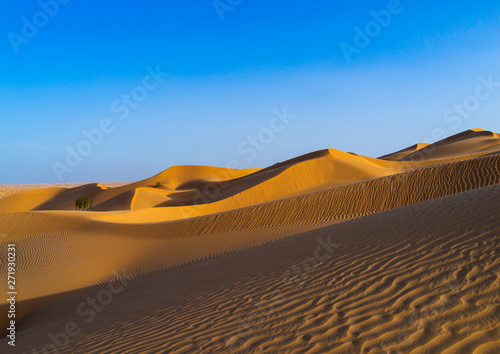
1 0 499 183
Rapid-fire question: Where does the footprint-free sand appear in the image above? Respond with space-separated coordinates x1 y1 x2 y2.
1 128 499 353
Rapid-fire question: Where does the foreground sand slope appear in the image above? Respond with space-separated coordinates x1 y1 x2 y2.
0 128 499 353
7 183 500 353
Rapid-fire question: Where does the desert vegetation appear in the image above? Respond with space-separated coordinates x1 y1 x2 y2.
75 196 93 211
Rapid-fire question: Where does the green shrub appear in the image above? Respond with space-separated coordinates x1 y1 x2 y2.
155 181 161 188
75 196 93 211
75 196 83 210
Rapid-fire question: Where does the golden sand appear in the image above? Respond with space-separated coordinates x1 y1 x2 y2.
0 128 499 353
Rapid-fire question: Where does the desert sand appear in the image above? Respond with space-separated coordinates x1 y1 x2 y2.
0 128 499 353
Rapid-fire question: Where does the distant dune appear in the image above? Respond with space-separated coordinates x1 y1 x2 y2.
1 128 499 353
0 183 128 199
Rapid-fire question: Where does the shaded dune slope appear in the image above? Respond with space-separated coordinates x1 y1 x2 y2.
378 142 430 161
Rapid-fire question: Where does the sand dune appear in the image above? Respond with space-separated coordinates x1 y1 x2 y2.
401 128 500 161
0 128 499 353
0 183 127 200
378 142 430 161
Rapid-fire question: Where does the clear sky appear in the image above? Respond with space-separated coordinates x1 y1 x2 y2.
1 0 499 183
